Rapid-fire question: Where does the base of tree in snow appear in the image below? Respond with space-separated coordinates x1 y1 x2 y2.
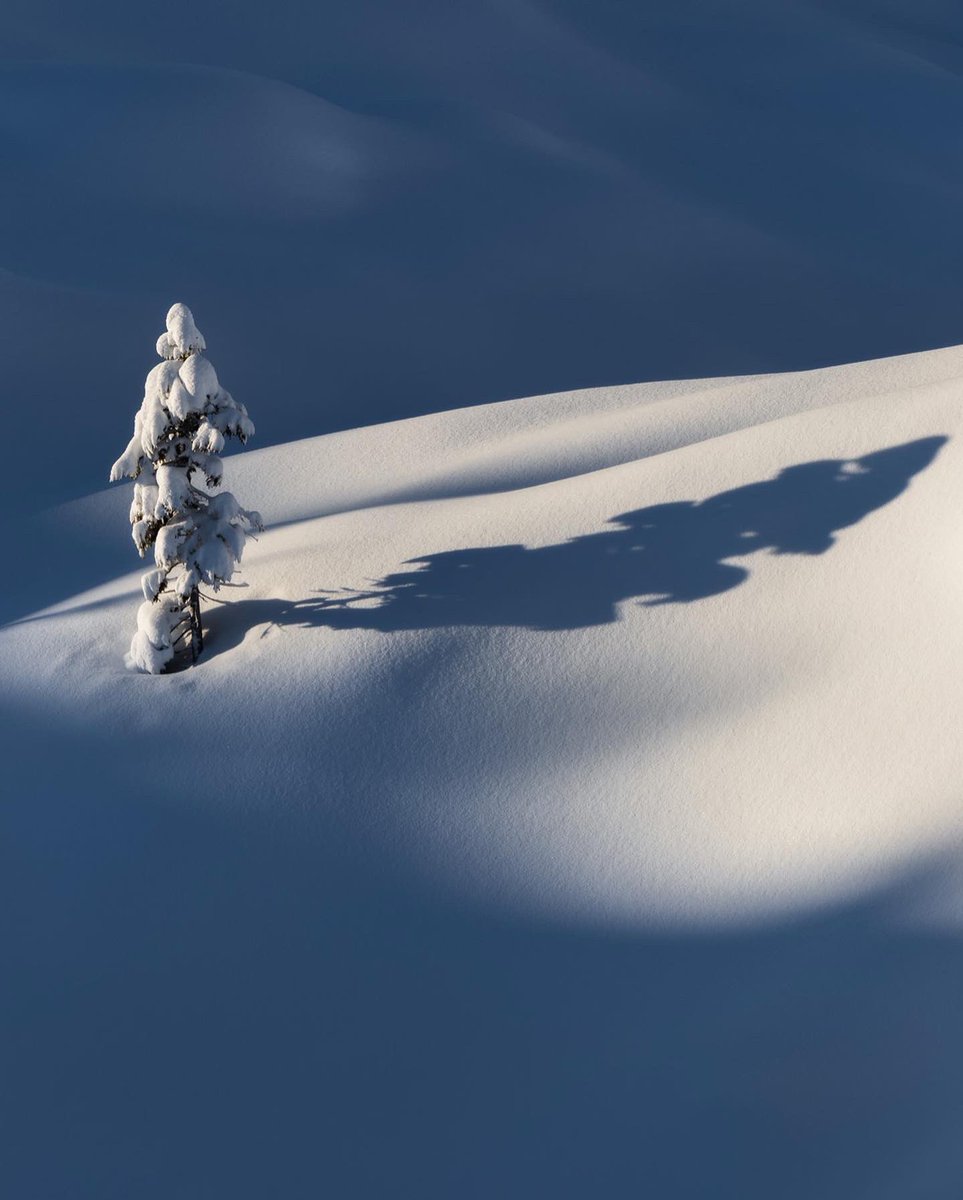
110 303 261 673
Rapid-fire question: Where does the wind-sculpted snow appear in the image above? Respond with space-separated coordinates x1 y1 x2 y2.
5 344 959 627
5 348 963 1195
4 349 962 920
0 63 404 222
8 1 963 515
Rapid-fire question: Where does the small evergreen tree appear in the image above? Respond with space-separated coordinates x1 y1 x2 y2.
110 303 261 673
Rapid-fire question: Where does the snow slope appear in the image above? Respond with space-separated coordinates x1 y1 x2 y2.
4 347 963 1196
9 0 963 514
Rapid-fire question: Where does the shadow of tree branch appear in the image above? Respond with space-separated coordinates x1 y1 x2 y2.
203 436 946 655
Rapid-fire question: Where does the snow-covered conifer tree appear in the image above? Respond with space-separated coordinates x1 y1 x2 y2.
110 303 261 673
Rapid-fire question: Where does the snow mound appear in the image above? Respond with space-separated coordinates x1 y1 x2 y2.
8 344 963 1197
4 344 963 927
10 1 963 519
0 62 408 221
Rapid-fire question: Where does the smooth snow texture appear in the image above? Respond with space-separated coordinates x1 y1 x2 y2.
8 345 963 1199
4 344 963 926
11 1 963 515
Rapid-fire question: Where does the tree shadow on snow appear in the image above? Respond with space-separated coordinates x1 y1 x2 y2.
208 436 946 654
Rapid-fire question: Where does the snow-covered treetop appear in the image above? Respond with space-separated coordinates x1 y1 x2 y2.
157 302 206 360
110 301 254 484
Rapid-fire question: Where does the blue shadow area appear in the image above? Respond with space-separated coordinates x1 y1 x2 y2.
4 749 963 1199
5 2 963 514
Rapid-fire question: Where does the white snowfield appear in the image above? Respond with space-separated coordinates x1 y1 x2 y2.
5 343 963 929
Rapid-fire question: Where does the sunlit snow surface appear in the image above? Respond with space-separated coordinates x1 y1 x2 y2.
6 346 963 926
9 2 963 1193
6 349 963 1196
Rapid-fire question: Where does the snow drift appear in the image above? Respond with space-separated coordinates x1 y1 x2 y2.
6 345 963 1195
8 0 963 517
6 344 963 923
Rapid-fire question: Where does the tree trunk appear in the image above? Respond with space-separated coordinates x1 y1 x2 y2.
190 586 203 663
